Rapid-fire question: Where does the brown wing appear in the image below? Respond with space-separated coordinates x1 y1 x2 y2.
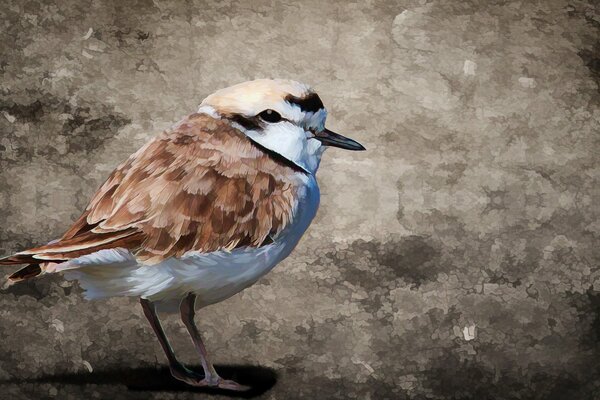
1 113 301 266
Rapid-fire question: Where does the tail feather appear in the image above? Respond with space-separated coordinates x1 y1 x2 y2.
1 228 142 284
1 254 52 284
8 264 42 282
0 254 41 265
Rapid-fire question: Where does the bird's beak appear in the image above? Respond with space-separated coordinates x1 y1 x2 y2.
314 128 366 151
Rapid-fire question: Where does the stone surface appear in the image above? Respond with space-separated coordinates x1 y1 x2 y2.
0 0 598 399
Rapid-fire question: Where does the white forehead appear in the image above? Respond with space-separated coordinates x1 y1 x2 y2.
200 79 327 130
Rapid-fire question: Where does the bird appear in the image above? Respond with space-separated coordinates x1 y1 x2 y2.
0 79 365 391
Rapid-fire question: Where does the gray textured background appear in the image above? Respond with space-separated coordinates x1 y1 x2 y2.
0 0 599 399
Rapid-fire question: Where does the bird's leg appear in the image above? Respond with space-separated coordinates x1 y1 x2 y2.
139 298 204 385
180 292 250 391
179 293 218 379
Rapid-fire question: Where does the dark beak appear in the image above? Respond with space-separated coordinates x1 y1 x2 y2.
314 128 366 151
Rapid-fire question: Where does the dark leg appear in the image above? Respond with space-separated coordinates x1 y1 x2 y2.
180 293 249 391
139 297 203 385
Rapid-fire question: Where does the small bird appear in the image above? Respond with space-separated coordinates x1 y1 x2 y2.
0 79 364 390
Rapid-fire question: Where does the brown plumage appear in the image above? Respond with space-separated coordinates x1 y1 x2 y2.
0 113 302 270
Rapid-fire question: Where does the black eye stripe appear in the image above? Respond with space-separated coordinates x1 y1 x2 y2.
225 112 286 131
228 114 262 131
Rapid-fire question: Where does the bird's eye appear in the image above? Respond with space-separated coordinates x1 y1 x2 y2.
258 109 282 123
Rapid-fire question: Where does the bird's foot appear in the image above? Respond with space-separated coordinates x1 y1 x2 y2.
170 364 250 391
209 377 250 391
170 364 205 385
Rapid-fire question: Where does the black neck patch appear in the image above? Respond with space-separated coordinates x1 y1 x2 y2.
249 139 308 174
285 93 324 113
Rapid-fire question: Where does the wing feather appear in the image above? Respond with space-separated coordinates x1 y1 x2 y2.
1 113 302 266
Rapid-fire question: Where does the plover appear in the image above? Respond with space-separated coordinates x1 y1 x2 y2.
0 79 365 390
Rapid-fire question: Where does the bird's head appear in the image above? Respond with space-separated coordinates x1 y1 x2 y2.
198 79 365 174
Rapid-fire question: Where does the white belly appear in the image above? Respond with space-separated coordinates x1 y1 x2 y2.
60 175 320 312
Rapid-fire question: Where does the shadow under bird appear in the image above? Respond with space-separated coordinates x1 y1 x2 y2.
0 79 365 391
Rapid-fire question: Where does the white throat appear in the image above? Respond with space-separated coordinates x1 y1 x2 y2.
244 122 324 174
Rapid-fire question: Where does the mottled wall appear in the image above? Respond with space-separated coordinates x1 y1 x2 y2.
0 0 599 399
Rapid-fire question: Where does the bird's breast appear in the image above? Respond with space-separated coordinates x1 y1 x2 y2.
275 174 320 246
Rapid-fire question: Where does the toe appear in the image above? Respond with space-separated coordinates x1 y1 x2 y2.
169 366 249 391
169 365 205 385
218 379 251 391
